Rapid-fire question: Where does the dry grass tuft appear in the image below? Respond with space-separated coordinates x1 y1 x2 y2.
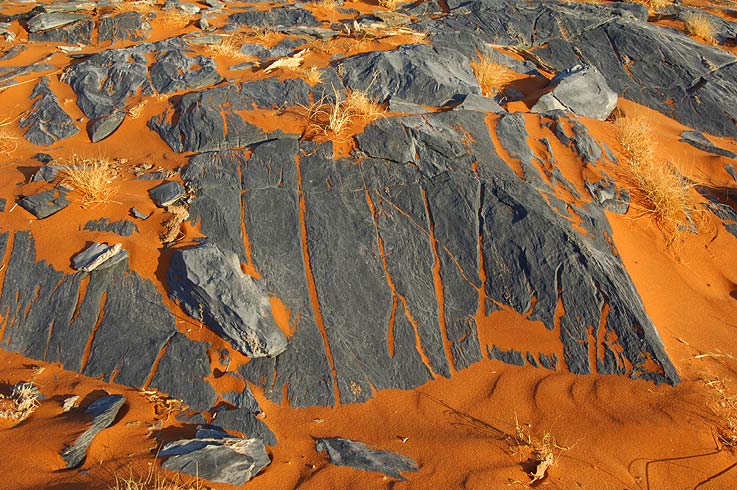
127 100 148 120
0 116 19 156
702 376 737 448
157 8 194 26
247 26 281 45
511 415 562 483
638 0 669 12
378 0 404 9
614 113 705 243
202 35 258 63
470 55 515 97
300 66 324 85
0 382 41 422
160 205 189 243
109 465 202 490
61 156 120 207
301 87 384 140
113 0 157 14
685 13 716 44
308 0 341 9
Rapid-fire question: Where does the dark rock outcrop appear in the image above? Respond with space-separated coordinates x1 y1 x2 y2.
20 77 79 146
83 218 139 236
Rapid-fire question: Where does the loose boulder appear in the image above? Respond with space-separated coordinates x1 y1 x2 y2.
160 425 271 485
167 243 288 358
532 65 617 120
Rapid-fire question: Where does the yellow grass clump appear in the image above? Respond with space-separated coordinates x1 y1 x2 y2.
614 113 703 242
470 55 515 97
702 376 737 448
0 116 19 156
113 0 157 14
512 415 563 483
685 13 716 44
109 466 203 490
378 0 404 10
308 0 341 9
302 87 385 140
638 0 669 13
157 8 194 26
61 156 120 207
202 35 258 64
127 100 148 119
0 382 41 422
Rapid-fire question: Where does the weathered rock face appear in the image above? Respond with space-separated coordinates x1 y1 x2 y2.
167 242 289 358
315 437 419 480
532 64 617 120
20 77 79 146
337 44 481 106
180 110 678 408
424 0 737 138
64 38 221 139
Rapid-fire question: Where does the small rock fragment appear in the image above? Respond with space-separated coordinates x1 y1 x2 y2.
71 242 127 272
149 180 185 207
315 437 419 480
61 394 126 469
18 188 70 219
62 395 80 412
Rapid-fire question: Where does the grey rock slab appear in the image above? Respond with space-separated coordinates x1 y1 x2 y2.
61 394 126 468
315 437 419 480
83 218 139 236
71 242 127 272
28 16 93 44
99 12 151 44
337 44 481 106
27 13 87 32
149 334 216 412
160 433 270 485
212 406 276 445
130 207 151 219
88 110 125 142
532 64 617 120
680 130 737 159
149 180 184 207
31 164 61 182
454 93 505 113
20 77 79 146
167 242 288 358
227 7 319 27
18 188 70 219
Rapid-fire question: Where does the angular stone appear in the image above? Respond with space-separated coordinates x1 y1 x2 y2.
18 188 70 219
167 243 288 358
315 437 419 480
88 110 125 142
454 93 505 113
149 180 184 207
99 12 151 44
61 394 126 468
160 427 270 485
29 16 93 44
532 64 617 120
71 242 127 272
